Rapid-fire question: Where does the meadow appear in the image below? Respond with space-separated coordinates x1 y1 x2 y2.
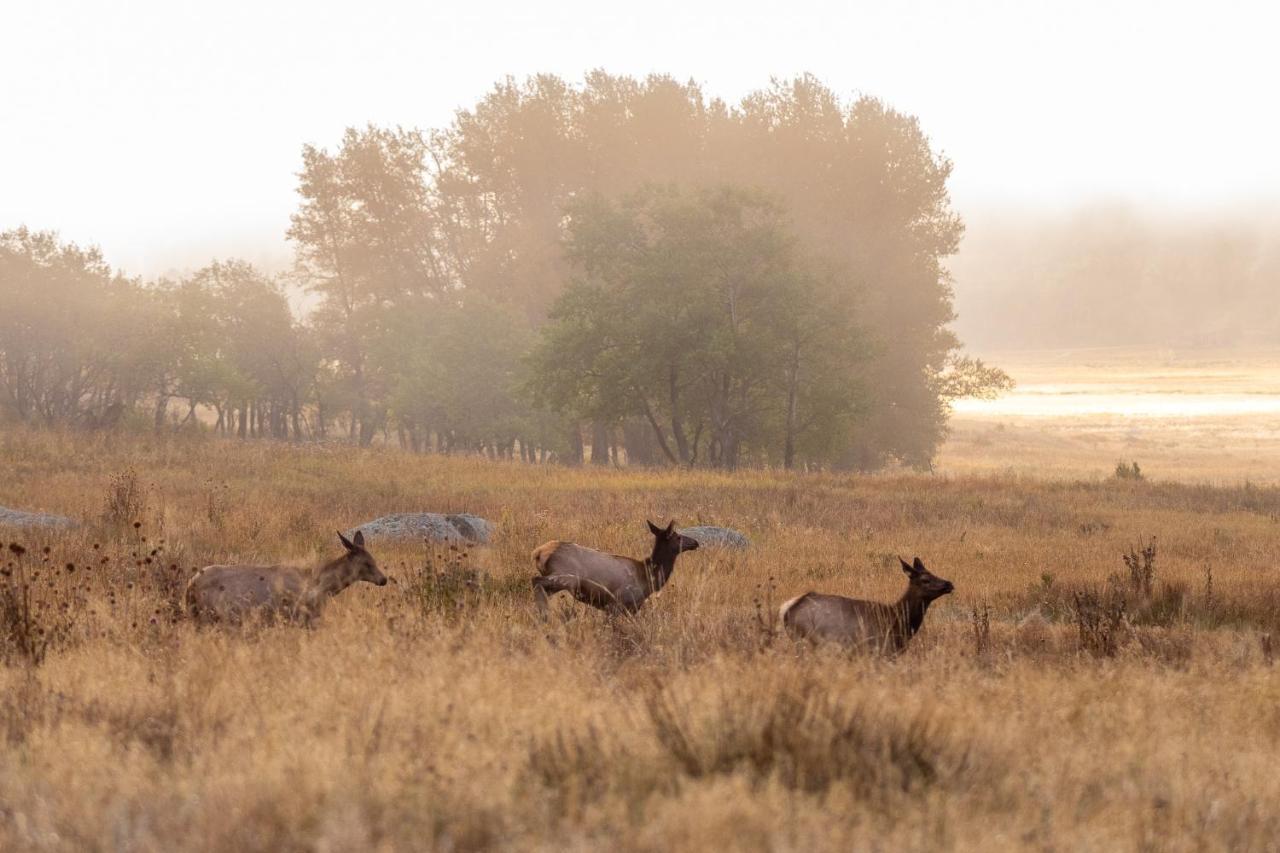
943 347 1280 482
5 364 1280 852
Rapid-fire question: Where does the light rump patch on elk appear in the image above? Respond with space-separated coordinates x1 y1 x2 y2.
780 557 954 654
185 530 387 626
531 520 699 616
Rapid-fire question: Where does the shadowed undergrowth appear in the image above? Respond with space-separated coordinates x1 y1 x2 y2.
528 673 989 802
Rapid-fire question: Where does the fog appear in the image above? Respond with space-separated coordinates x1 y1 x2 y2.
3 1 1280 470
954 202 1280 350
5 0 1279 276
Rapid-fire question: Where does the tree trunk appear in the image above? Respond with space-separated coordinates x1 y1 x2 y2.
590 421 610 466
565 423 584 466
783 362 799 470
622 419 658 466
668 366 691 465
640 399 679 466
153 394 169 432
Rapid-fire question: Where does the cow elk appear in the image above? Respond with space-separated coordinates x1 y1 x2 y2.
186 530 387 626
779 557 954 654
531 520 700 617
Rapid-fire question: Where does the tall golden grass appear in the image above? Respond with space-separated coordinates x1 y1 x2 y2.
3 427 1280 851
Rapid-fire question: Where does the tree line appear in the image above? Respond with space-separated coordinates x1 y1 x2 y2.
0 73 1009 469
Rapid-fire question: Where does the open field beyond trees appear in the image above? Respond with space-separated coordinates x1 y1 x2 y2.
5 406 1280 851
944 348 1280 483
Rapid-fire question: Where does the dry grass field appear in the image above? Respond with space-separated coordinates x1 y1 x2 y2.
942 348 1280 483
5 393 1280 850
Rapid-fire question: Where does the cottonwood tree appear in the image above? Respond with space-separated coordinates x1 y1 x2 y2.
732 77 972 468
183 261 314 439
288 126 441 444
530 185 866 469
380 293 542 456
426 73 1003 468
430 74 728 460
0 228 140 426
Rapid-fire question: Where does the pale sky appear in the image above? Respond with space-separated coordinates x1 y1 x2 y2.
3 0 1277 276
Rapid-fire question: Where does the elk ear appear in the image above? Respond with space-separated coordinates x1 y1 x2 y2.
665 520 676 535
352 530 365 549
900 557 917 576
647 520 662 536
338 531 356 551
913 556 926 573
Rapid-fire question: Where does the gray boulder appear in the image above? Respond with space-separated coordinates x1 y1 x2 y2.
679 525 750 549
442 513 493 543
348 512 494 545
0 506 78 530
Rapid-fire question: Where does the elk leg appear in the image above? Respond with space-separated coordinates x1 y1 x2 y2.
534 575 581 617
532 576 555 618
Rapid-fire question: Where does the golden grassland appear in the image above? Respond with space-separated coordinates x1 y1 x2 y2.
943 348 1280 482
941 412 1280 483
5 424 1280 851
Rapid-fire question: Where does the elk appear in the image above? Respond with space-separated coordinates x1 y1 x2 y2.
779 557 954 654
185 530 387 626
531 520 700 617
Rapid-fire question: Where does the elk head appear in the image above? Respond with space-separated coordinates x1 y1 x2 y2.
337 529 388 586
647 519 700 562
899 556 954 601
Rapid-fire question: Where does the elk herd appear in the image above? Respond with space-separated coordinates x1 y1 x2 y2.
185 521 955 654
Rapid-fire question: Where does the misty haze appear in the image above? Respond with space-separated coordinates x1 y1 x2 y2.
3 2 1280 851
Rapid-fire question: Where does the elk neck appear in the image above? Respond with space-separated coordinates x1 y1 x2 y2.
643 548 679 595
895 585 933 638
313 554 361 598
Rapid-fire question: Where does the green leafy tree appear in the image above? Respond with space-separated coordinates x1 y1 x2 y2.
183 260 313 439
531 185 866 469
0 228 141 426
427 72 1005 468
288 126 439 444
732 77 971 468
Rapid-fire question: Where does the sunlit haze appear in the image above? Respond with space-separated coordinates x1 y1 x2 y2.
4 0 1278 276
10 6 1280 838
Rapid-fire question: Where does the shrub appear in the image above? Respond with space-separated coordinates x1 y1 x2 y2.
1121 539 1158 597
644 677 984 799
402 543 488 618
523 675 993 821
1072 589 1128 657
971 603 992 659
102 467 147 529
0 541 81 666
1114 461 1145 481
524 724 635 817
752 575 780 650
